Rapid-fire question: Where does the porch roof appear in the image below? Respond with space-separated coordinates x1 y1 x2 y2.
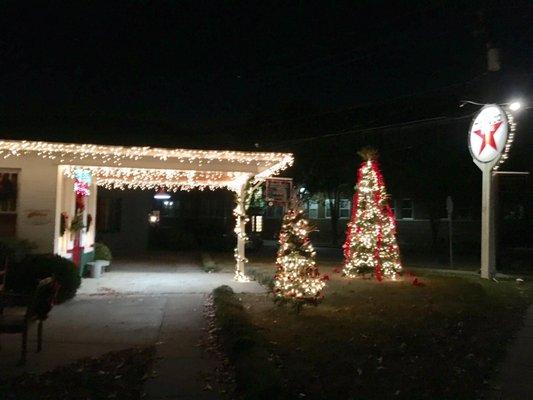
0 139 293 191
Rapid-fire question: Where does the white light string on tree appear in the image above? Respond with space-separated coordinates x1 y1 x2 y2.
342 148 402 281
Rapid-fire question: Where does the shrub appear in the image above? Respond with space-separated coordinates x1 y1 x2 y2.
0 237 37 263
212 285 282 399
201 252 220 273
94 242 112 261
5 254 81 304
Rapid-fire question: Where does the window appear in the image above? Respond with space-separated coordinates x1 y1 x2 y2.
339 199 351 218
0 170 18 237
307 200 318 219
325 199 351 219
400 199 413 219
251 215 263 232
96 197 122 233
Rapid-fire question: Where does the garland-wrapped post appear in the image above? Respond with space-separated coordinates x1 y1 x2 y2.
273 200 326 311
233 181 250 282
342 148 402 280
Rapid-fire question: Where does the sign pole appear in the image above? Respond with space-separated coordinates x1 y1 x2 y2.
478 165 496 278
468 104 515 280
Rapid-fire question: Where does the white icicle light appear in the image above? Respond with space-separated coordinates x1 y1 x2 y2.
62 165 252 192
0 139 293 169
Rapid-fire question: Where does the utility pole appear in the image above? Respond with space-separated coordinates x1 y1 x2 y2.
446 196 454 268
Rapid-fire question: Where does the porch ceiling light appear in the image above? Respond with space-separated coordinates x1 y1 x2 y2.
154 189 171 200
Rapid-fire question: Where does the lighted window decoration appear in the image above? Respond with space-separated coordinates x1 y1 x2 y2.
251 215 263 232
73 169 92 196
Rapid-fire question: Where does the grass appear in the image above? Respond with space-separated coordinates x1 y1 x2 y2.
214 263 533 400
0 346 156 400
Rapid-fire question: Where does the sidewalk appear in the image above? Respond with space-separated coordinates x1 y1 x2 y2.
1 254 265 399
142 294 223 400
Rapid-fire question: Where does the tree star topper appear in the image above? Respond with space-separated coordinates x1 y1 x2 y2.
468 105 509 164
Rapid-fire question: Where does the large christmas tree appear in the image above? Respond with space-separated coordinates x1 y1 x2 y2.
343 149 402 280
273 205 326 306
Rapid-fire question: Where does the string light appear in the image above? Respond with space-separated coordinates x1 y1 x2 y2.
492 109 516 171
4 139 293 281
62 165 253 192
343 153 402 280
233 185 251 282
73 169 92 196
273 207 326 303
0 140 293 173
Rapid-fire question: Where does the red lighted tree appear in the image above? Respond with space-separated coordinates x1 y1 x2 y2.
342 149 402 280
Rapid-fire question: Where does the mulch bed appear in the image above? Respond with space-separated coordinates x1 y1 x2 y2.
0 346 156 400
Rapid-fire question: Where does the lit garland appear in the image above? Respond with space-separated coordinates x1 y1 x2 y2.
73 169 92 196
493 109 516 171
273 207 326 306
62 165 252 192
2 139 294 281
0 140 293 172
233 179 252 282
343 151 402 280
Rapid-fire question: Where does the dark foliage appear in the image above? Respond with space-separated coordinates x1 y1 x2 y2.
5 254 81 304
0 346 155 400
0 237 36 263
94 242 112 261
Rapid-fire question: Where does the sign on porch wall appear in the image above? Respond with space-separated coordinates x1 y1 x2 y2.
25 209 52 225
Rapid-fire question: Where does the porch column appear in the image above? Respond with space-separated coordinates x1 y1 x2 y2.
234 183 249 281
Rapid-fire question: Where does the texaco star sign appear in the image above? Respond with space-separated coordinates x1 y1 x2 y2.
468 105 509 164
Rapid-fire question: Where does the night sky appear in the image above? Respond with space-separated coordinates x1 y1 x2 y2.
0 1 531 151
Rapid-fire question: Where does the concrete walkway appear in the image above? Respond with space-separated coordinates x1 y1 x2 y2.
0 253 265 399
79 252 263 295
491 304 533 399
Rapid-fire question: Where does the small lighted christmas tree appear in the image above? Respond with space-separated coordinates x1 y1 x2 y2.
273 203 326 308
343 148 402 280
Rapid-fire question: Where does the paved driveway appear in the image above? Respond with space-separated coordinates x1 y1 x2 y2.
79 252 264 295
0 252 265 399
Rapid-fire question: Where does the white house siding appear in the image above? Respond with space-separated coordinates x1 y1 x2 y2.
0 156 98 257
1 154 58 253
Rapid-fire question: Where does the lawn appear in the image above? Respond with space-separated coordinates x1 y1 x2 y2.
214 262 532 400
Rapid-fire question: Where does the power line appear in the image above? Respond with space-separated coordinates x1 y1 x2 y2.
263 113 475 150
249 73 485 129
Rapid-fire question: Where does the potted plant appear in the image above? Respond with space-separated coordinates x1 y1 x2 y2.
93 242 112 271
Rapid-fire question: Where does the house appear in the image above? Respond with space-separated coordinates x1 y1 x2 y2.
260 194 482 252
0 139 292 278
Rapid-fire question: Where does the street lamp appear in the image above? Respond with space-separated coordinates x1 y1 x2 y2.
509 101 522 112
